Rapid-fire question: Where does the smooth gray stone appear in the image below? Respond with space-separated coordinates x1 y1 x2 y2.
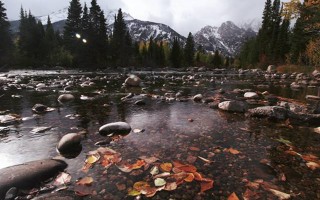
0 159 67 199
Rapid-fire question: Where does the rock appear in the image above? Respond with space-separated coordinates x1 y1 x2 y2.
306 95 320 101
246 106 289 120
124 75 141 87
32 104 48 113
57 133 82 158
0 159 67 199
58 94 75 103
32 190 84 200
218 101 248 113
244 92 259 99
99 122 131 136
0 114 21 125
4 187 17 200
193 94 203 102
267 65 277 73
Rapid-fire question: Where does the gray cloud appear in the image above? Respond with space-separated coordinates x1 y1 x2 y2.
2 0 266 36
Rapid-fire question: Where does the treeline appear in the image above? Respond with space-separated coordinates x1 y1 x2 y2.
238 0 320 69
0 0 233 69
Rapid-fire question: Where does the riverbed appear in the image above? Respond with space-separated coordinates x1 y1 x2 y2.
0 69 319 199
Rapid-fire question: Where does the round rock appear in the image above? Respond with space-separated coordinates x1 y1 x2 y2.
57 133 82 158
124 75 141 87
244 92 259 99
99 122 131 136
218 100 248 113
58 94 75 103
32 104 48 113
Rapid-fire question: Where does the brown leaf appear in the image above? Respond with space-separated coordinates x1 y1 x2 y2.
184 173 195 182
74 184 94 196
160 162 173 172
200 178 214 193
153 172 171 179
54 172 71 186
243 189 259 200
130 160 146 169
177 164 197 173
228 192 239 200
133 181 150 191
140 186 158 198
164 182 177 191
227 148 241 155
76 177 94 186
139 156 159 164
193 171 204 181
306 161 320 170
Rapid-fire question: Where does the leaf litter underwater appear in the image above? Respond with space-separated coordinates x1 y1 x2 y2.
0 73 319 199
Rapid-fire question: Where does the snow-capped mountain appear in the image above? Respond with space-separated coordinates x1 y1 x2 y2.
194 21 256 56
238 18 262 33
109 19 185 42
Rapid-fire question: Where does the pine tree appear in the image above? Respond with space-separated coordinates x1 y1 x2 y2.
170 37 182 68
184 32 195 66
0 1 13 66
63 0 82 62
212 50 222 67
111 9 129 66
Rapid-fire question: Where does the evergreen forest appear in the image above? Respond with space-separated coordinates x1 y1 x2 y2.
0 0 319 70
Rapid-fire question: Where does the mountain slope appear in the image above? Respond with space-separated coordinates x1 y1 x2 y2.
194 21 256 56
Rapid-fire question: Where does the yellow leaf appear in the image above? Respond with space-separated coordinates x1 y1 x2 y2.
128 189 141 196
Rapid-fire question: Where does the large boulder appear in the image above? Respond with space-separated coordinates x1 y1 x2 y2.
246 106 289 120
57 133 82 158
124 75 141 87
218 101 248 113
99 122 131 136
0 159 67 199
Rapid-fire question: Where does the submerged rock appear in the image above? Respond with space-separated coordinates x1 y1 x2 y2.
0 159 67 199
0 114 21 125
32 104 54 113
193 94 203 102
99 122 131 136
246 106 289 120
58 94 75 103
124 75 141 87
218 101 248 113
57 133 82 158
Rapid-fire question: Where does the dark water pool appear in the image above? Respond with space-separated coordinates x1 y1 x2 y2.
0 71 319 199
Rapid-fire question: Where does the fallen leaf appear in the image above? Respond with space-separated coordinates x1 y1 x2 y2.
128 189 141 196
243 189 259 200
184 173 195 182
177 164 197 173
139 156 159 164
160 162 173 172
200 178 214 193
54 172 71 186
130 160 146 170
133 181 150 191
306 161 320 170
275 137 292 146
193 172 204 181
154 178 166 187
74 184 94 196
150 166 159 176
228 192 239 200
187 155 197 164
246 181 260 190
302 154 319 162
86 153 100 164
227 148 241 155
117 164 133 173
77 177 94 186
268 189 291 199
140 186 158 198
164 182 177 191
153 172 171 179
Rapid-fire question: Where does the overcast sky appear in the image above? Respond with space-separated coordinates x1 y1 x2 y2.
2 0 266 36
